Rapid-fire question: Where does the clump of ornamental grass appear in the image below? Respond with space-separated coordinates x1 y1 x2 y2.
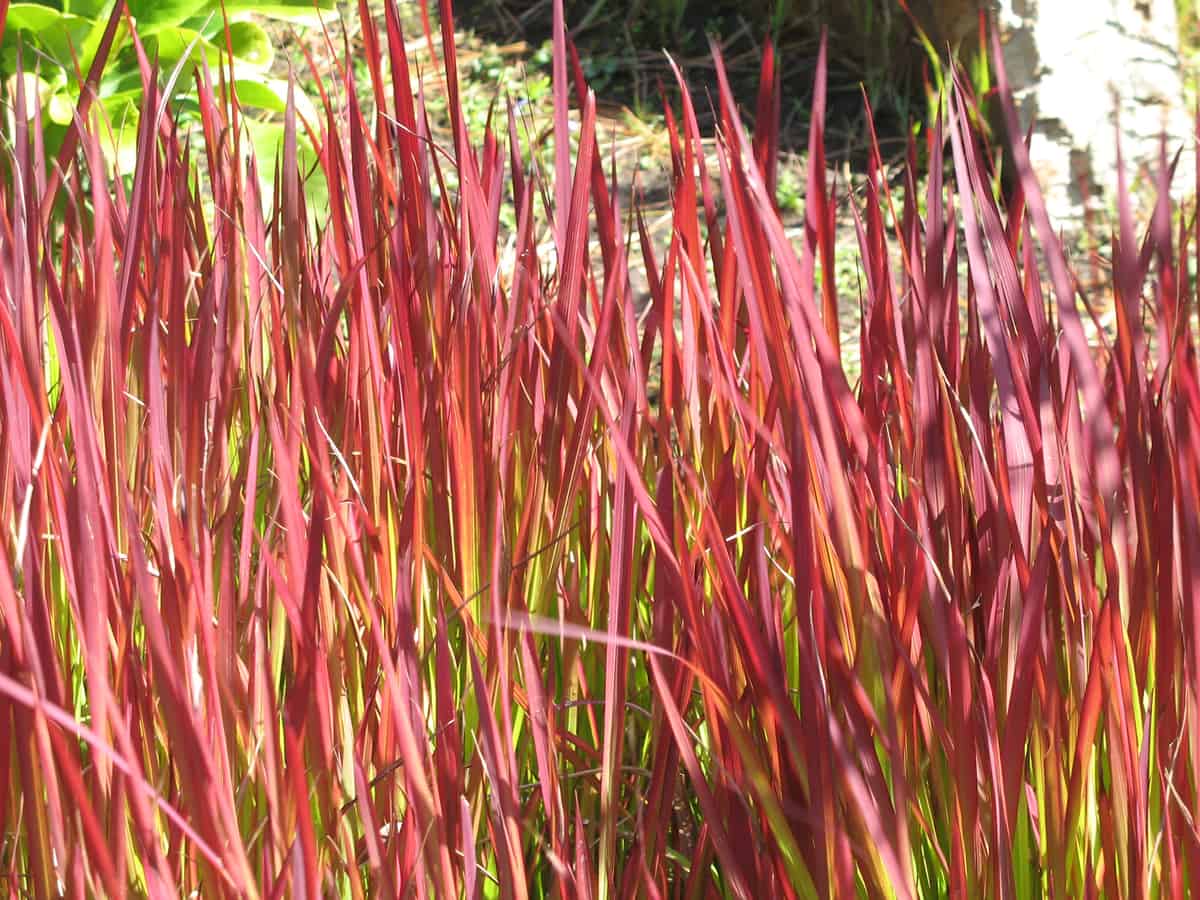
1 0 1198 896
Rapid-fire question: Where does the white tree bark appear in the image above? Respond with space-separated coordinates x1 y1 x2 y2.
992 0 1190 221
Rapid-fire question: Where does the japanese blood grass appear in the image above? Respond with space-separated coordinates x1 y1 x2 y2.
0 0 1198 896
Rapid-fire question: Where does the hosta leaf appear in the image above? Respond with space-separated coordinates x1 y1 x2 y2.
47 88 76 124
2 72 55 119
145 25 221 69
1 7 131 80
224 21 273 69
217 0 335 23
101 106 140 176
76 8 129 74
1 7 93 69
38 14 96 60
1 4 67 36
232 77 317 124
246 118 328 221
125 0 211 31
62 0 113 17
143 21 272 77
98 87 142 116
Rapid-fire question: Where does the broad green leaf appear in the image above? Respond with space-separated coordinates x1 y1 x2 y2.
98 65 142 95
62 0 113 17
37 13 101 70
138 21 272 84
103 108 140 176
76 6 129 73
246 118 328 223
145 25 221 69
216 0 335 23
98 87 142 116
47 88 76 124
126 0 210 31
247 120 320 170
232 77 317 124
1 4 67 37
1 5 130 80
225 21 273 69
1 8 91 73
2 72 55 119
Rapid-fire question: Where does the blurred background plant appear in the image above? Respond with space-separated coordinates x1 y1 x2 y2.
0 0 332 175
1178 0 1200 105
451 0 981 163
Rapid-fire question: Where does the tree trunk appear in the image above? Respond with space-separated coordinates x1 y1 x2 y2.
919 0 1189 222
